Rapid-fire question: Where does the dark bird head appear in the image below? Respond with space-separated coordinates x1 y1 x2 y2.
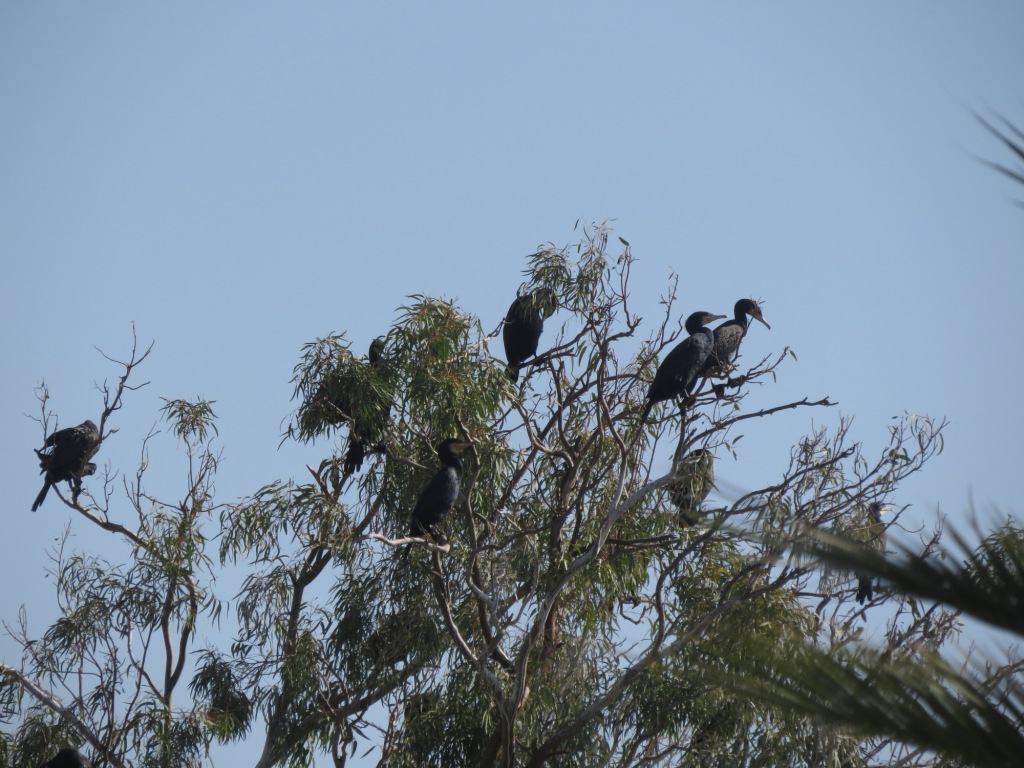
736 299 771 330
537 287 558 317
368 337 386 365
436 438 472 459
529 287 559 319
684 311 727 334
867 502 889 523
41 748 91 768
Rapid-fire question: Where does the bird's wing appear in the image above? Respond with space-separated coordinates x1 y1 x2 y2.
711 322 744 363
43 425 76 448
663 338 696 383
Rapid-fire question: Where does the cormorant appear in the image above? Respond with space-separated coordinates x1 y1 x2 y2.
39 748 91 768
699 298 771 379
854 502 888 604
32 420 101 511
640 311 726 424
321 339 385 423
407 438 472 550
343 337 390 474
668 449 715 526
367 336 385 365
502 288 557 381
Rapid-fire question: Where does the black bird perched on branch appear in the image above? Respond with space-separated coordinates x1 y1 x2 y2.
32 420 101 511
342 337 390 474
668 449 716 526
407 438 472 553
699 298 771 379
854 502 889 604
39 747 91 768
367 336 385 366
640 311 726 424
502 288 558 381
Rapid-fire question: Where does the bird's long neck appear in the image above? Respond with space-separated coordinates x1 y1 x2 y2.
733 307 749 329
441 452 463 475
689 324 713 342
684 319 708 336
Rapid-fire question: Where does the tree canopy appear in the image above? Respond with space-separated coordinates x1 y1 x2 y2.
3 224 1018 768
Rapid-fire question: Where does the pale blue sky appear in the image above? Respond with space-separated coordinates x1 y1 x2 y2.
2 4 1022 766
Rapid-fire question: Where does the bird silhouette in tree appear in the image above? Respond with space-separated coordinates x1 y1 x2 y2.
641 310 725 424
668 448 716 526
699 298 771 397
32 420 101 511
39 747 91 768
854 502 889 604
503 288 558 382
406 438 472 556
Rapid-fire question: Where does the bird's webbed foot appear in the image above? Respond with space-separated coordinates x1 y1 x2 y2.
709 373 750 401
726 373 751 390
704 362 735 380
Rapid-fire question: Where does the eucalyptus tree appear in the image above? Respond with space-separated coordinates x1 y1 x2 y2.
3 227 955 768
214 226 948 767
2 334 223 768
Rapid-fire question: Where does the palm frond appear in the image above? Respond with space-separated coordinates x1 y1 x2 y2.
800 524 1024 637
718 522 1024 766
725 634 1024 768
976 112 1024 203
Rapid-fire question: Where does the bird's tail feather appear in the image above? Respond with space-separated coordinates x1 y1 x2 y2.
856 577 873 604
640 400 653 424
31 482 51 512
